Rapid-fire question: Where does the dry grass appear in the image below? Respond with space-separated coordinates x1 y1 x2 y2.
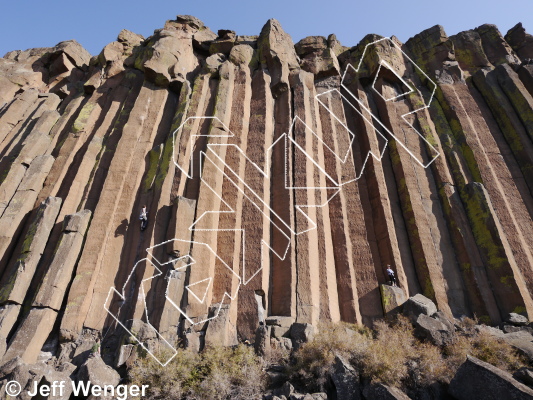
291 315 526 391
360 316 415 385
191 345 266 400
445 330 525 373
130 316 527 397
290 322 372 391
129 348 198 400
129 344 266 400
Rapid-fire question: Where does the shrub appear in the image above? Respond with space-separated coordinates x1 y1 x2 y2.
191 345 266 400
410 342 453 385
290 322 371 391
129 348 199 399
445 330 525 373
360 316 415 385
129 344 265 400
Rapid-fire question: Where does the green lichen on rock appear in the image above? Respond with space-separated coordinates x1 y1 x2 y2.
142 145 162 192
72 101 96 135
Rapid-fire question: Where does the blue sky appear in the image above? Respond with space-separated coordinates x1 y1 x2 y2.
1 0 531 56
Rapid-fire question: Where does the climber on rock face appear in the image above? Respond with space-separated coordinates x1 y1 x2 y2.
140 205 148 231
386 265 397 287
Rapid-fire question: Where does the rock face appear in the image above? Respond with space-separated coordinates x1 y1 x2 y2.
0 15 532 380
449 355 533 399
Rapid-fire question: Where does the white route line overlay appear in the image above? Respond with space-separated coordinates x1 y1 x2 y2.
104 37 441 366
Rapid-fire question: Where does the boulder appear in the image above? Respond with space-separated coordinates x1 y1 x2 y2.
266 316 294 327
141 27 199 87
204 303 237 347
433 311 455 332
193 28 217 52
115 344 135 368
0 361 72 400
448 355 533 399
267 316 294 338
290 394 314 400
475 24 521 67
505 23 533 60
229 44 255 66
362 383 411 399
255 324 270 357
52 40 91 69
77 356 120 388
502 324 533 334
403 294 438 323
258 19 299 96
290 323 315 349
209 30 236 55
380 284 407 315
127 319 158 342
506 313 529 326
501 330 533 362
274 381 295 398
415 314 454 346
295 36 328 57
204 53 226 75
117 29 144 46
176 15 205 30
331 354 360 400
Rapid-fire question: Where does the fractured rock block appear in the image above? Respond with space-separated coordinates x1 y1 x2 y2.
449 355 533 399
331 354 360 400
0 196 61 304
415 314 454 346
2 307 57 364
290 323 315 350
505 23 533 60
77 355 120 388
380 284 407 315
209 30 236 55
204 303 237 347
33 210 91 310
403 294 438 323
258 19 299 96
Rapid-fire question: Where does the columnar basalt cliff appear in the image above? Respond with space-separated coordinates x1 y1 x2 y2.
0 15 532 373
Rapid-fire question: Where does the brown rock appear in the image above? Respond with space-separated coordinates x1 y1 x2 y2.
193 28 217 52
295 36 328 56
229 44 255 67
258 19 299 96
209 30 236 55
1 210 91 363
505 23 533 60
415 314 454 346
475 24 521 67
0 196 61 304
77 355 120 388
2 307 57 364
